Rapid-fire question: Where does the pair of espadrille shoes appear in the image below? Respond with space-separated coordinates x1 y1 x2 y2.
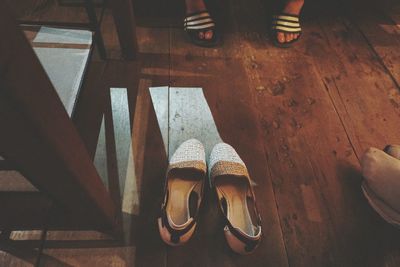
158 139 262 255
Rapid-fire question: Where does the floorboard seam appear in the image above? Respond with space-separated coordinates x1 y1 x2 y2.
354 26 400 91
315 16 361 162
302 141 341 259
167 22 172 159
165 20 172 267
321 76 360 162
245 55 291 267
234 13 291 266
262 151 291 267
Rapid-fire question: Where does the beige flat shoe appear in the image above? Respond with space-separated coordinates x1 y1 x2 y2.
209 143 262 255
158 139 206 246
361 146 400 227
384 144 400 159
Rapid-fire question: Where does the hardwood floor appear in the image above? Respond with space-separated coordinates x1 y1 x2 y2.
2 0 400 266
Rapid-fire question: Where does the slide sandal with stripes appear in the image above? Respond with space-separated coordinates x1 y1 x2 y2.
271 13 302 48
184 10 219 47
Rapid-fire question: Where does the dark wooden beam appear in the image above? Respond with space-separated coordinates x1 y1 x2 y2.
0 160 14 171
109 0 139 60
0 193 52 230
0 2 117 230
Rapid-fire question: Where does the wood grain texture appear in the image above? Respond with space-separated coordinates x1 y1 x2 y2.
130 26 170 267
309 1 400 154
0 171 37 192
309 1 400 266
109 0 138 59
40 230 132 267
133 86 168 267
348 0 400 96
0 230 43 267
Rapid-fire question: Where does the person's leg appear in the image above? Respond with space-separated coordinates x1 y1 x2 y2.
276 0 304 44
185 0 214 40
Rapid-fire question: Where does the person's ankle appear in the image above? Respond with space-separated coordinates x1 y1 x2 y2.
185 0 207 14
287 0 304 5
283 0 304 15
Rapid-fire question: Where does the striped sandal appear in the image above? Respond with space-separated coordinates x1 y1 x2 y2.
271 13 302 48
158 139 206 246
184 10 219 47
209 143 262 254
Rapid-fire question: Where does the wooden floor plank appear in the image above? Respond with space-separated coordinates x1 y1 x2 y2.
133 87 168 267
224 0 400 266
346 0 400 94
305 2 400 266
129 26 170 267
5 0 400 266
308 0 400 156
40 231 130 267
167 15 288 267
235 24 362 267
245 43 370 266
0 231 44 267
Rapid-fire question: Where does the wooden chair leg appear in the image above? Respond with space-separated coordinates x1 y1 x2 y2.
109 0 139 60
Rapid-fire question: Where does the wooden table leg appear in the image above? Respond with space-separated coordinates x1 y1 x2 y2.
109 0 139 60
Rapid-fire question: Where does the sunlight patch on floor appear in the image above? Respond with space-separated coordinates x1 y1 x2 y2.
149 87 223 160
110 88 140 216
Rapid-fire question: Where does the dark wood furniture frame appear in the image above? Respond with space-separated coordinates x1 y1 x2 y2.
0 1 118 231
18 0 138 60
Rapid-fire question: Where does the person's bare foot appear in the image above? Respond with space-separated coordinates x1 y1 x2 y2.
276 0 304 44
185 0 214 40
